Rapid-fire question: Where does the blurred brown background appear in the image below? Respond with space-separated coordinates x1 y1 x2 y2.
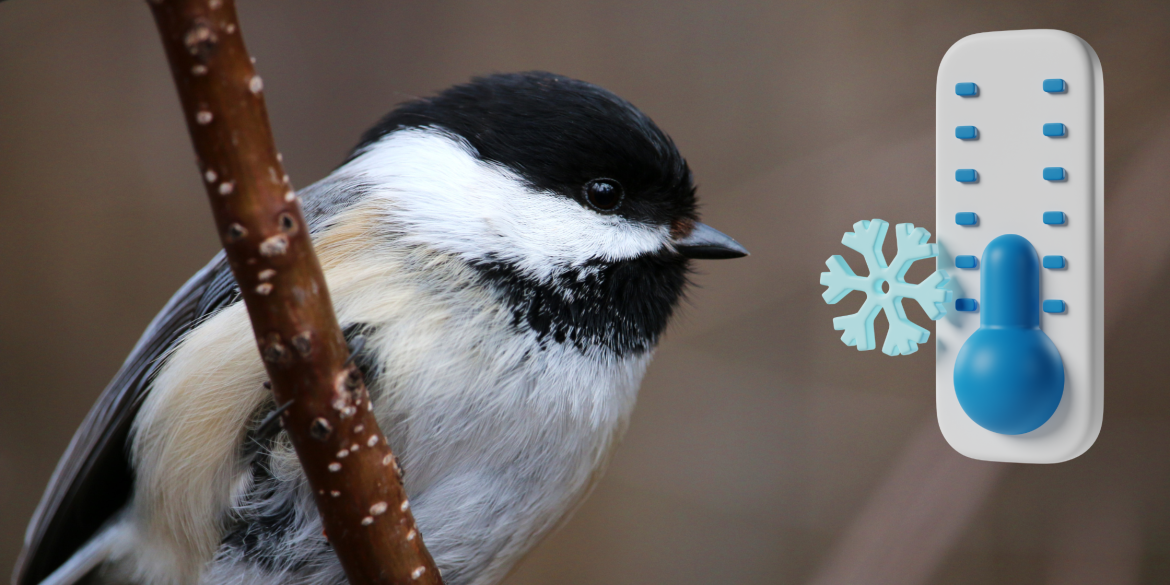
2 0 1168 583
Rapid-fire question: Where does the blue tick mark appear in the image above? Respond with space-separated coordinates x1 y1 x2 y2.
956 169 978 183
1043 123 1067 137
1043 255 1066 269
955 255 979 269
1043 167 1066 181
1043 78 1067 93
1043 211 1066 225
956 212 978 226
955 298 978 312
1043 300 1067 314
956 126 979 140
955 82 978 96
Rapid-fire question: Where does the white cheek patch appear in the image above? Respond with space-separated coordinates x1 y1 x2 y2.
341 128 671 282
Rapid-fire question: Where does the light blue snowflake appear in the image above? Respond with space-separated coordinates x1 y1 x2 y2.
820 219 952 356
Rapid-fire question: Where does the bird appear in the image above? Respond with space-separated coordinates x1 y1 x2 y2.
14 71 747 585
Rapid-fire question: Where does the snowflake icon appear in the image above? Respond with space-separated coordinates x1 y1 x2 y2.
820 219 953 356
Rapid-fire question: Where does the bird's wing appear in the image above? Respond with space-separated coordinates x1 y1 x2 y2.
12 252 239 585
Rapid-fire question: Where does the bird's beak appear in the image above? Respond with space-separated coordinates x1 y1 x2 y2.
673 221 749 259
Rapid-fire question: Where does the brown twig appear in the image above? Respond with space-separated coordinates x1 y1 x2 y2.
146 1 442 583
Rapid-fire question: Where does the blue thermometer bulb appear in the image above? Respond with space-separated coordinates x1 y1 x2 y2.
953 234 1065 434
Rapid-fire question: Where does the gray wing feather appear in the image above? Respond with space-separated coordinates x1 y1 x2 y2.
13 177 357 585
12 252 236 585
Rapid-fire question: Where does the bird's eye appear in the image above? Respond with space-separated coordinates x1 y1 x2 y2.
583 179 624 212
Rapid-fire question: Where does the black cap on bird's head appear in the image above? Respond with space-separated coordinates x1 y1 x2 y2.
353 71 747 262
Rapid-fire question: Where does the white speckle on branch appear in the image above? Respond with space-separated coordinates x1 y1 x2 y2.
184 23 214 53
284 190 296 202
328 462 341 472
262 338 288 364
204 169 217 183
367 435 379 447
337 449 349 459
255 283 273 296
225 23 237 34
249 75 264 94
330 490 341 498
406 529 416 541
350 443 360 452
292 331 312 356
196 110 213 125
258 269 276 281
278 212 298 234
310 417 332 440
369 502 388 516
218 181 235 195
382 454 394 466
226 223 247 242
259 234 289 257
192 64 208 76
355 425 365 433
361 516 374 526
400 500 410 512
411 567 425 580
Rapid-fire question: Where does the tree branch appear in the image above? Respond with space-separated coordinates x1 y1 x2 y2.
146 1 443 582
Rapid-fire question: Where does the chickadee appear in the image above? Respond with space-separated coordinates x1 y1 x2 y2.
15 71 747 585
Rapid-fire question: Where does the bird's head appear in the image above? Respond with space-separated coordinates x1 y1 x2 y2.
336 71 746 354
